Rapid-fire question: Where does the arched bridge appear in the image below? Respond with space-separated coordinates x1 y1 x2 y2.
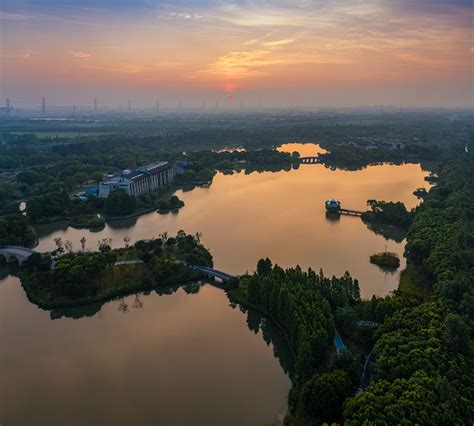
0 246 35 266
298 156 320 164
192 265 233 282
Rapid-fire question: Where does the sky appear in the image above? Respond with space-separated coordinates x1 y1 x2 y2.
1 0 473 108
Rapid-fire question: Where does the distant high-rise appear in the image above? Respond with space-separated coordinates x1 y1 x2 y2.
42 98 46 113
179 100 183 110
94 97 98 111
156 100 160 111
6 98 10 113
128 99 131 111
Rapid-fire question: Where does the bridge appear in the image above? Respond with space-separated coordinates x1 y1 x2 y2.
192 265 234 282
0 246 35 266
298 156 320 164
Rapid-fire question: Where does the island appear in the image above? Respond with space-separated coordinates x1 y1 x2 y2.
21 231 213 309
369 252 400 270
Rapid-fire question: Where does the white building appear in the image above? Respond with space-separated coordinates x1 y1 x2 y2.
99 161 175 198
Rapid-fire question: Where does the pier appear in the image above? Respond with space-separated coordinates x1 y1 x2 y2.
325 199 364 217
339 208 363 217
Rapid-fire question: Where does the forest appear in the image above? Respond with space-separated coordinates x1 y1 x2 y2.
230 258 363 424
344 154 474 424
227 152 474 425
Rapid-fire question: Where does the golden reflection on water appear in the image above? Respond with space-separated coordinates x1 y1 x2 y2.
36 146 429 298
277 142 328 156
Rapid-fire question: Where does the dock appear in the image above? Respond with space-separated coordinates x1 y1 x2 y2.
325 199 364 217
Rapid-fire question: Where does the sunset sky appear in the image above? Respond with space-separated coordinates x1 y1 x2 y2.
1 0 472 107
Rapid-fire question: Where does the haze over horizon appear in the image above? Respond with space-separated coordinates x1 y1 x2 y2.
1 0 473 108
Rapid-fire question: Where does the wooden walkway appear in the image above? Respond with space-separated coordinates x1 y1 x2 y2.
338 208 363 217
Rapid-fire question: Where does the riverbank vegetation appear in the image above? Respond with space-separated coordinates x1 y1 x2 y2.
362 199 414 228
228 258 364 424
21 231 212 309
227 153 474 424
70 214 105 230
344 154 474 424
0 214 37 247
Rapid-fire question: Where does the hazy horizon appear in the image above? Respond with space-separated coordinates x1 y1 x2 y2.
1 0 473 108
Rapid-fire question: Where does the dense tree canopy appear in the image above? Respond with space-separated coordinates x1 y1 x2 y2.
103 189 137 215
344 154 474 424
0 214 37 247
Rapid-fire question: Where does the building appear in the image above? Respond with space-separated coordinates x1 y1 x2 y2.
99 161 174 198
343 138 377 150
343 137 405 150
325 199 341 212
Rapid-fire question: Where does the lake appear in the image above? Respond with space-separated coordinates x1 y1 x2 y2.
0 276 292 425
0 143 429 424
35 143 428 297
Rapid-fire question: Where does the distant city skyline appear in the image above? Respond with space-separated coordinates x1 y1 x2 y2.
1 0 472 107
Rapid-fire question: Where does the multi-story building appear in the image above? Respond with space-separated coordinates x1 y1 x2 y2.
99 161 175 198
343 137 405 150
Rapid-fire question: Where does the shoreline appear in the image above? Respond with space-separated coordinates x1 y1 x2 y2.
20 266 204 311
227 286 298 363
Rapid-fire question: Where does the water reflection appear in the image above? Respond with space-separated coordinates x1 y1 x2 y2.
0 279 291 425
363 221 407 243
34 144 429 298
278 142 328 157
0 262 20 280
50 283 200 320
325 211 341 223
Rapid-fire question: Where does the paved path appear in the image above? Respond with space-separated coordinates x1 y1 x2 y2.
334 329 347 353
114 259 144 266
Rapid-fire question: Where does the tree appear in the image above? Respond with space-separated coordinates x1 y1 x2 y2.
335 306 357 335
97 238 112 253
123 235 131 248
257 257 273 276
104 190 136 215
90 171 103 183
0 214 37 246
302 370 352 423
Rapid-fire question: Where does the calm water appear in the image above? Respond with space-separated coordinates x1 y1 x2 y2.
0 277 292 425
0 143 429 424
35 143 428 297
